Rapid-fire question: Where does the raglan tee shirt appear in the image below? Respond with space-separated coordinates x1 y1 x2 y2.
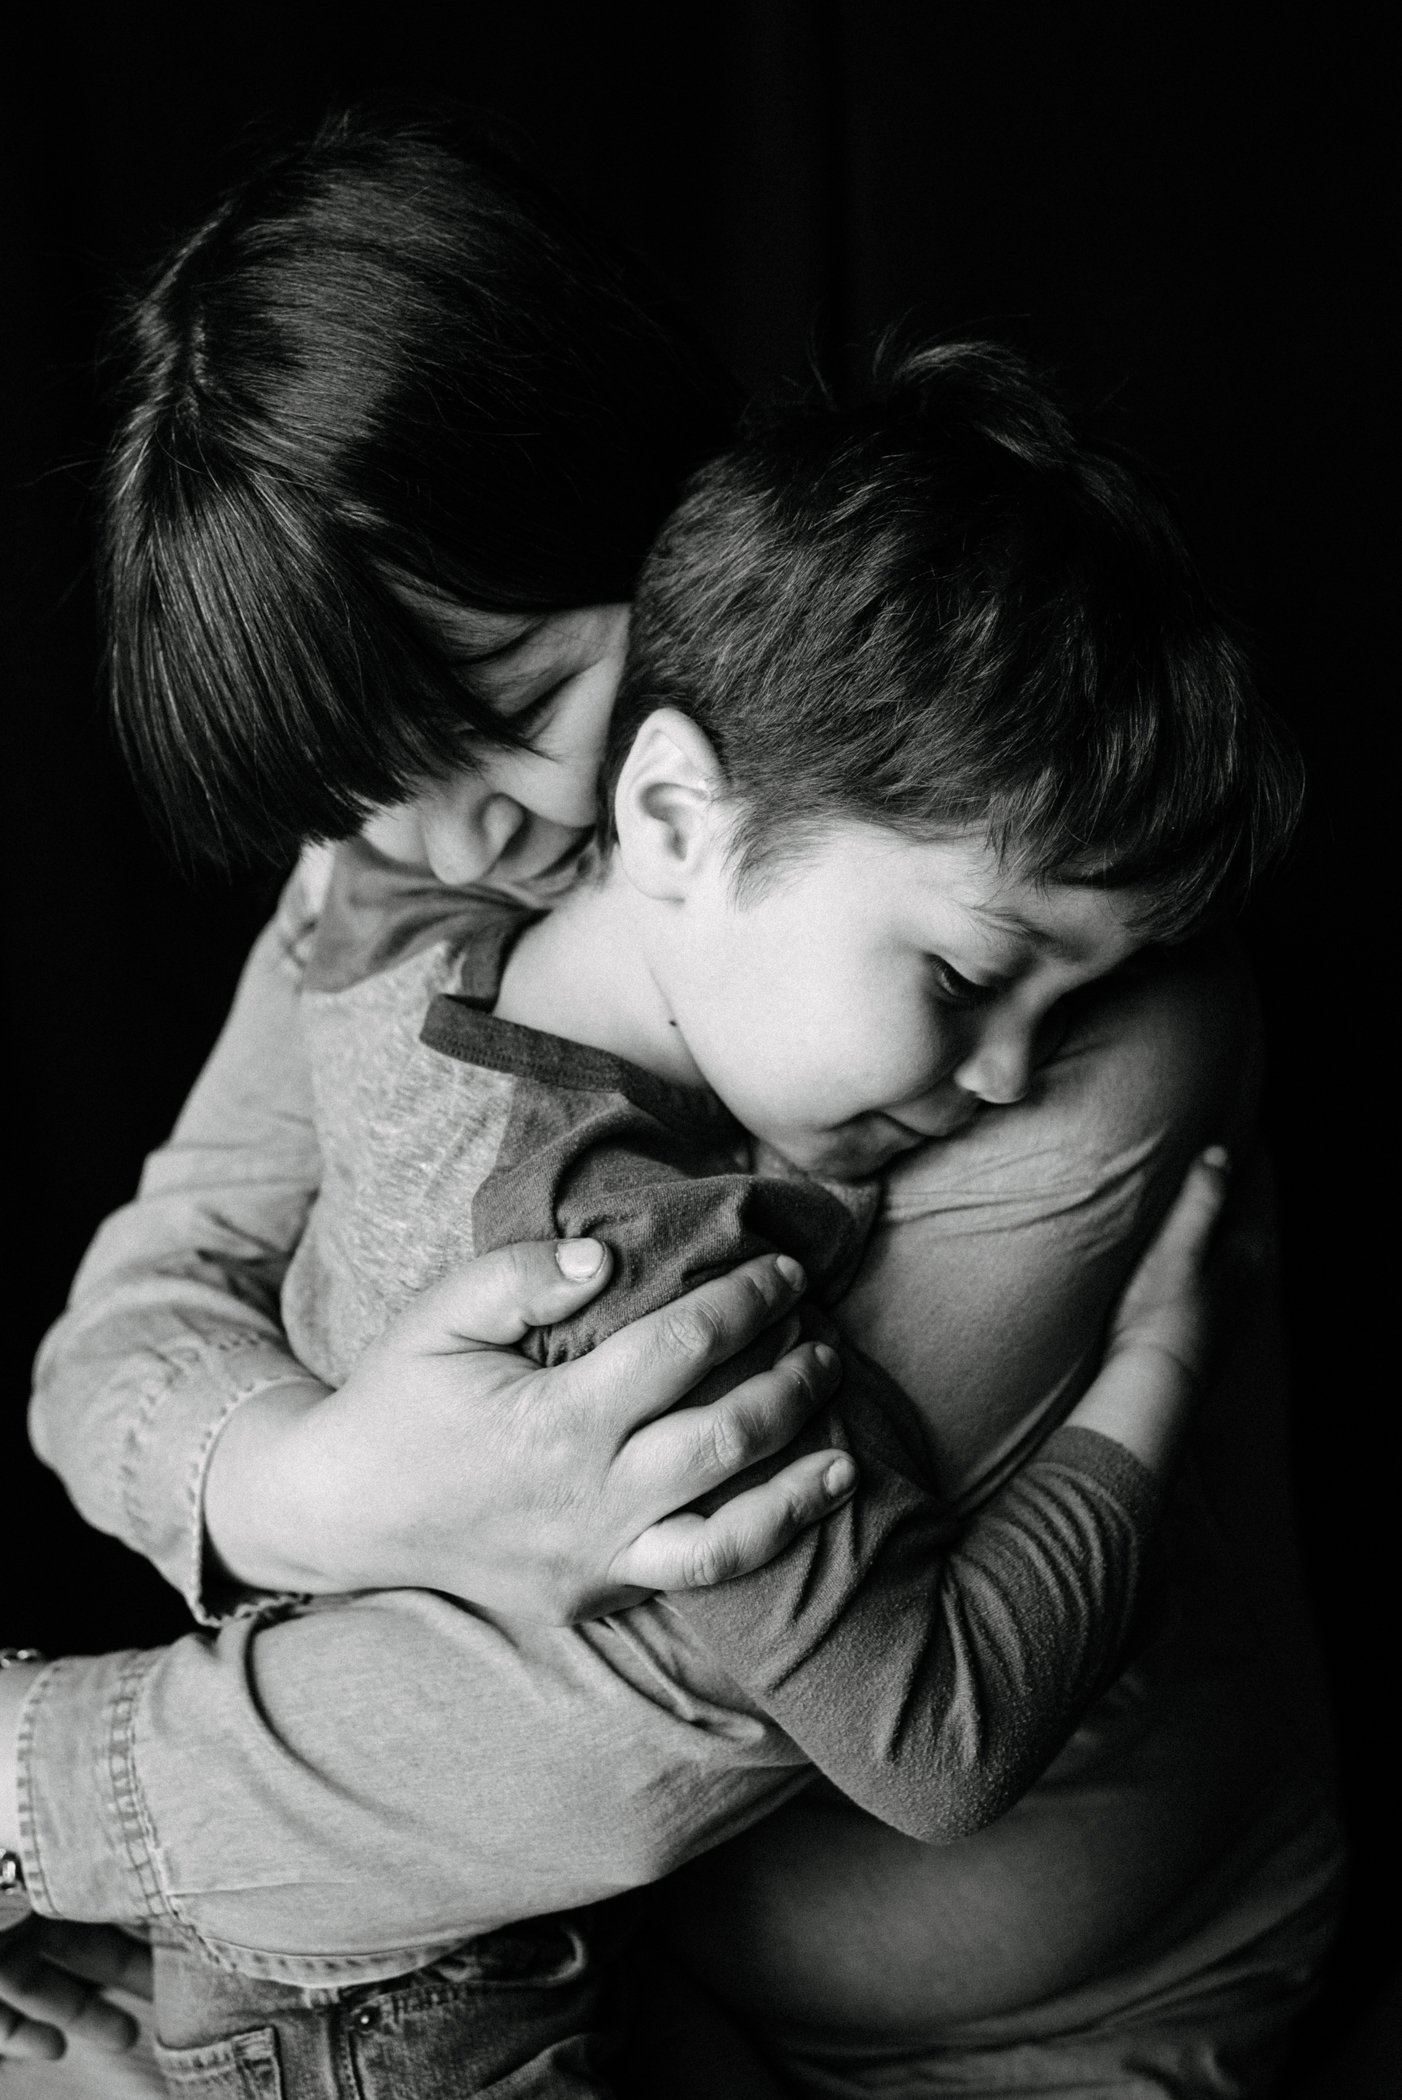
281 837 1165 1846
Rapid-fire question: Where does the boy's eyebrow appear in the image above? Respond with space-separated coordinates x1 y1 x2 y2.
963 903 1078 960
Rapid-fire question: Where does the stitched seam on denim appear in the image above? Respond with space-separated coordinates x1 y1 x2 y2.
161 1922 472 1987
117 1331 278 1550
114 1338 311 1620
105 1652 175 1920
13 1660 64 1913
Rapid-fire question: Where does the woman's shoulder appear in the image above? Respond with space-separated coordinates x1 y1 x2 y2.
883 935 1259 1224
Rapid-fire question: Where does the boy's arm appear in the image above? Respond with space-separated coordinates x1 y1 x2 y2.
839 936 1258 1506
672 1148 1227 1841
671 941 1256 1839
469 1063 1217 1846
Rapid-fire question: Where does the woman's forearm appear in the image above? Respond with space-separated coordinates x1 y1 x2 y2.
30 880 330 1615
11 1597 806 1979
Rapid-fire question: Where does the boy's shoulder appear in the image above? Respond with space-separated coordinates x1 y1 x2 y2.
419 995 881 1368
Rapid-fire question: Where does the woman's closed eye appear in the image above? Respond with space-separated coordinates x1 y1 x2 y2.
451 674 567 758
497 681 567 746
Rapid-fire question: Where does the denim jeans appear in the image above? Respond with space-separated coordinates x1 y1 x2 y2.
150 1911 627 2099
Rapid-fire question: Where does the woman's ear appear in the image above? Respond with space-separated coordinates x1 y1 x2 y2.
613 709 728 900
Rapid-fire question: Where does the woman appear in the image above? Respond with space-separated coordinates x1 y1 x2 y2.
3 115 1338 2097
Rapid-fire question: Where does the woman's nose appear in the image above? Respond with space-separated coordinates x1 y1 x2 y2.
418 788 526 887
952 1018 1035 1106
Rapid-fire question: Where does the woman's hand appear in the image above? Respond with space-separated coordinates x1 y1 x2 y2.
205 1240 852 1621
0 1918 151 2063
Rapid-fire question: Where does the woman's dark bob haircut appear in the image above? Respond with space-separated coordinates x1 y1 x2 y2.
103 110 737 863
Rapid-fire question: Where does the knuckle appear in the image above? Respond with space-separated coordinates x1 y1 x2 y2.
705 1401 760 1476
684 1529 743 1588
500 1240 534 1286
734 1261 780 1321
771 1479 810 1536
657 1300 724 1364
778 1351 818 1408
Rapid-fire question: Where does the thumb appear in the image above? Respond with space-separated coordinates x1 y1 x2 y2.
395 1238 614 1351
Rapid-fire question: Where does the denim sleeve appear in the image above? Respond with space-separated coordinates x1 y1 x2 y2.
28 858 331 1624
14 1593 807 1984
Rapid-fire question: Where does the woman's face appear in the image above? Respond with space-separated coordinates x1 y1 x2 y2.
362 603 630 899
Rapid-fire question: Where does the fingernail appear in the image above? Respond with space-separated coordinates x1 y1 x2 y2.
1201 1145 1230 1171
813 1342 841 1379
556 1238 605 1280
774 1254 806 1293
824 1456 857 1499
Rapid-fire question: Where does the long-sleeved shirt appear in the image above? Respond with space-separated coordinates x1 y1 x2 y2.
27 847 1326 2011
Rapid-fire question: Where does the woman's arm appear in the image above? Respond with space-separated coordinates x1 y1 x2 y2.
31 871 852 1623
0 1160 1212 1975
30 869 328 1619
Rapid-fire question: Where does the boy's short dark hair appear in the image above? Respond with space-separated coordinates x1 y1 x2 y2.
103 110 736 864
606 342 1302 937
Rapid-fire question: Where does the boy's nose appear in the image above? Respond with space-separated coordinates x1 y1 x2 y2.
952 1026 1034 1106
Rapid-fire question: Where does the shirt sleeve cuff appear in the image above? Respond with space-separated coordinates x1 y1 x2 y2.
120 1340 321 1627
1035 1423 1165 1529
16 1652 167 1924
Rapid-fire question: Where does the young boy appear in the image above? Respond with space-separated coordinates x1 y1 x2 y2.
14 344 1292 2096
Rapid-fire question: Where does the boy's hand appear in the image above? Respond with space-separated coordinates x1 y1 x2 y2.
0 1918 151 2062
1106 1146 1233 1386
206 1244 853 1622
1067 1147 1234 1474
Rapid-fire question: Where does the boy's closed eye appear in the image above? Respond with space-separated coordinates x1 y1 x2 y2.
928 955 1000 1008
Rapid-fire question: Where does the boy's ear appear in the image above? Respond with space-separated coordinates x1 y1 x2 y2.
614 709 728 900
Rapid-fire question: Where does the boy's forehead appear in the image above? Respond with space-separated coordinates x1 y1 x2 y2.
853 824 1145 964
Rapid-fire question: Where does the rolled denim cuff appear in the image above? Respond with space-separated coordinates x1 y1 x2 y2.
16 1650 166 1924
117 1339 323 1627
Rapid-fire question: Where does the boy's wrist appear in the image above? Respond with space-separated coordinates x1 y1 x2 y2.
1065 1342 1196 1476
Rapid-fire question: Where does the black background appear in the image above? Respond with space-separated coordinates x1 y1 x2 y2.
5 7 1393 2085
